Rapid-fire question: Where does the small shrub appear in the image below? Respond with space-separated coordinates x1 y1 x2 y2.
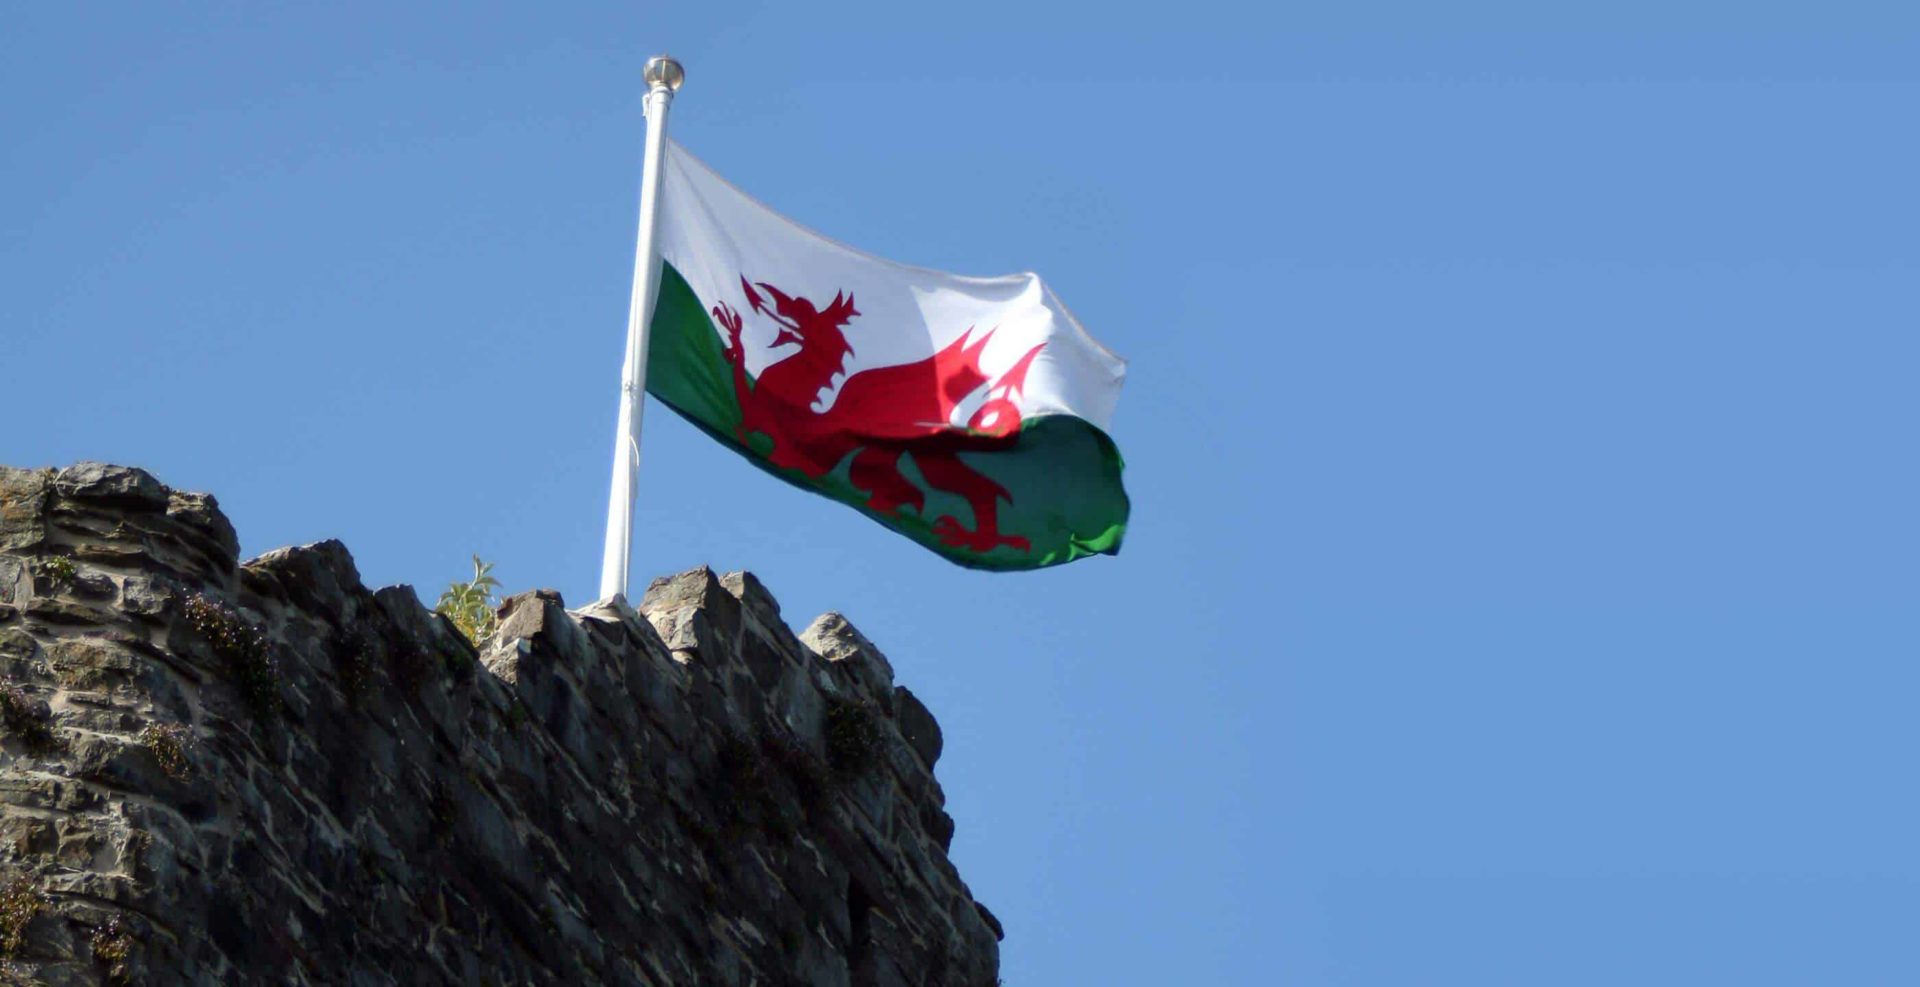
181 594 279 718
90 914 135 983
180 594 247 654
41 557 75 586
0 875 48 956
435 556 501 647
824 698 885 779
0 684 58 753
139 723 195 780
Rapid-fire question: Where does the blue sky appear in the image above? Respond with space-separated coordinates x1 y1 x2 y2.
5 3 1917 984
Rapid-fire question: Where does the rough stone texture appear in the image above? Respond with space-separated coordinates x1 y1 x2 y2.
0 463 999 985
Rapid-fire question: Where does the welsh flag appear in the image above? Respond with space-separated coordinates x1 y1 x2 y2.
644 143 1128 570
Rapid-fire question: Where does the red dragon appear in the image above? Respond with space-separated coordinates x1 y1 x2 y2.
710 276 1045 553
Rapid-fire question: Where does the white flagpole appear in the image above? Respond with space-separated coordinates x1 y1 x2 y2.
599 56 685 601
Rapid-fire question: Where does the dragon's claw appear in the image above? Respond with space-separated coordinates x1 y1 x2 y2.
712 303 747 365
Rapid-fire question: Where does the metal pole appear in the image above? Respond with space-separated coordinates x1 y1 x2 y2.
599 55 685 601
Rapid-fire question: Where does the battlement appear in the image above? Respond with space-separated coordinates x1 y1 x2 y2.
0 463 998 985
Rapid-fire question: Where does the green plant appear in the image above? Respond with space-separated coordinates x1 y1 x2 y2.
139 723 194 780
41 557 75 585
0 875 48 956
436 556 501 647
89 914 135 983
181 595 279 718
824 698 885 779
0 684 58 753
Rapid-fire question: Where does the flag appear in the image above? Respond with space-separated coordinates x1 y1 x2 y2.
644 142 1128 570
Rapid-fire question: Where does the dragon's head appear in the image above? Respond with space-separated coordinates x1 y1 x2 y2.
741 276 858 358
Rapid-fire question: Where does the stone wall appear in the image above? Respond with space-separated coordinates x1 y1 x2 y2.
0 463 1000 985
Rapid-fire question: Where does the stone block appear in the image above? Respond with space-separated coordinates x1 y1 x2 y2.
52 462 167 510
893 686 943 770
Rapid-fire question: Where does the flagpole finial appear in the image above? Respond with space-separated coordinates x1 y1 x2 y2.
643 56 685 94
